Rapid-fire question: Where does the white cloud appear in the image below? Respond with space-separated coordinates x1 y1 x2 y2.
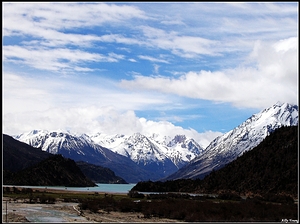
3 71 222 147
3 2 297 75
128 58 137 62
3 45 124 72
272 36 298 53
3 3 148 36
3 3 148 73
161 19 185 26
120 37 298 109
139 26 219 57
3 2 148 51
3 106 221 148
3 72 172 115
138 55 169 63
2 2 297 146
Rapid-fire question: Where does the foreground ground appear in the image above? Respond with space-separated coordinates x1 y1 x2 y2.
2 187 181 223
2 187 298 222
2 198 181 222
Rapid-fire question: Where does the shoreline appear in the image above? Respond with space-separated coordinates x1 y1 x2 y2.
2 195 181 223
4 186 128 196
2 196 91 223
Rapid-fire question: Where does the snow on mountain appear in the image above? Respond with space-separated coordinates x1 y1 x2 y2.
14 130 158 183
163 102 298 181
14 102 297 182
14 129 204 182
16 129 103 155
90 132 204 169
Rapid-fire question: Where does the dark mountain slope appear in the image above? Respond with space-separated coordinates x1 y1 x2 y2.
194 125 298 197
76 161 128 184
3 134 51 172
3 134 128 185
131 125 298 198
15 131 159 183
4 154 96 187
162 102 298 181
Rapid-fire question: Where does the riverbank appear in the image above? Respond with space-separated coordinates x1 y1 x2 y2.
2 196 181 223
4 186 297 222
4 186 129 195
2 186 182 223
2 196 90 222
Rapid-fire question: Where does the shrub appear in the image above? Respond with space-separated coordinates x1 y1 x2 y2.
128 190 145 198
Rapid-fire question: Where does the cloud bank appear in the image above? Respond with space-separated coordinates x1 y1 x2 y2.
120 37 298 109
3 2 298 146
4 106 221 148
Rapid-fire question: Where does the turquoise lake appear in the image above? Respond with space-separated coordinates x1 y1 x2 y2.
4 183 137 194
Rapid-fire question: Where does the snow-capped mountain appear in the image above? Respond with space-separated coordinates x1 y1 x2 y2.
163 102 298 181
14 130 156 183
90 133 204 170
16 130 102 156
14 130 204 182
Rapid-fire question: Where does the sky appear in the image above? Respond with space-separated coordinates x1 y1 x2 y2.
2 2 298 148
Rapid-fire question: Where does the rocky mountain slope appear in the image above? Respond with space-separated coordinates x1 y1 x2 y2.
131 125 298 199
162 102 298 180
90 132 204 175
13 102 298 183
15 131 204 182
4 154 96 187
76 161 128 184
3 134 51 172
14 131 157 183
3 134 127 185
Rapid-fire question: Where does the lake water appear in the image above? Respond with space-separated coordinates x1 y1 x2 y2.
4 183 137 194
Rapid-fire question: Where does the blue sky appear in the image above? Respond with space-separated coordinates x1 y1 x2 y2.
2 2 298 147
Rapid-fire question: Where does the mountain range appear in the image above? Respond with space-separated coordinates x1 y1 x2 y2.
131 125 298 199
13 102 298 183
15 130 204 182
163 102 298 180
3 134 127 185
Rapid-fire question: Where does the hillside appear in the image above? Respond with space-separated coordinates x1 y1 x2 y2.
3 134 127 185
195 125 298 197
131 125 298 198
14 131 156 183
3 154 96 187
3 134 51 172
163 102 298 181
76 161 128 184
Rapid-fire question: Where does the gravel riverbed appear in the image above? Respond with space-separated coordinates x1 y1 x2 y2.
2 197 181 223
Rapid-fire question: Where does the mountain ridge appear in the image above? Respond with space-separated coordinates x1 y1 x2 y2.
14 131 159 183
3 134 127 185
15 130 205 182
12 102 298 183
162 102 298 181
130 125 298 199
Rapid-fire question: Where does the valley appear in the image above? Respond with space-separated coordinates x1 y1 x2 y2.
2 186 298 222
13 102 298 183
2 102 298 222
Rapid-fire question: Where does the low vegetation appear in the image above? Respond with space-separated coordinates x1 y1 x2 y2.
3 186 298 222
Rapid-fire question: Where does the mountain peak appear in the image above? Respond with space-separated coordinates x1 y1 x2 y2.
164 102 298 181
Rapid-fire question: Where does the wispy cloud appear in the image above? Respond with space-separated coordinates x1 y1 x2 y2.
3 2 298 140
4 106 221 148
138 55 169 63
3 3 148 34
3 72 172 114
3 45 125 72
139 25 219 57
120 37 298 109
